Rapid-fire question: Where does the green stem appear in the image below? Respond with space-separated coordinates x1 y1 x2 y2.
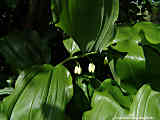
60 52 97 65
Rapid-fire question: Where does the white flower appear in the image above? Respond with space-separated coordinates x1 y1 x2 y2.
104 56 108 64
88 63 95 73
74 65 82 75
6 79 12 84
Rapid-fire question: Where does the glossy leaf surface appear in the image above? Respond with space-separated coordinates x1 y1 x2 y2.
63 38 80 56
0 64 73 120
83 79 160 120
56 0 119 52
0 88 13 95
109 22 160 91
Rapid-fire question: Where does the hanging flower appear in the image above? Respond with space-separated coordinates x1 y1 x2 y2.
104 56 108 65
88 63 95 73
74 64 82 75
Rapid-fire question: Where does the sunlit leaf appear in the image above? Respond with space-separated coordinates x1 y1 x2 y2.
109 25 146 88
0 88 13 95
109 22 160 91
83 79 160 120
63 38 80 56
0 64 73 120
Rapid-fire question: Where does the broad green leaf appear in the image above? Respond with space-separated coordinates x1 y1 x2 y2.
133 22 160 45
56 0 119 52
135 23 160 85
0 30 51 69
0 113 7 120
109 25 146 88
63 38 80 56
83 79 160 120
0 64 73 120
109 22 160 91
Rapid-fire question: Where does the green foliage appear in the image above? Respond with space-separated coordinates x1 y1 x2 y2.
63 38 80 56
83 79 160 120
0 64 73 120
56 0 119 52
0 0 160 120
0 88 13 95
0 30 51 69
109 22 160 91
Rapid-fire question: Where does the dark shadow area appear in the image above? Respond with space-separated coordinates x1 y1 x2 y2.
142 45 160 92
49 27 70 66
65 85 91 120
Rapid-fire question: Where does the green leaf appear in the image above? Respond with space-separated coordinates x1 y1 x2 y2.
0 64 73 120
0 88 13 95
63 38 80 56
109 22 160 91
133 22 160 45
71 75 95 112
66 75 101 120
109 25 146 87
0 30 51 69
83 79 160 120
0 113 7 120
75 75 101 103
56 0 119 52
